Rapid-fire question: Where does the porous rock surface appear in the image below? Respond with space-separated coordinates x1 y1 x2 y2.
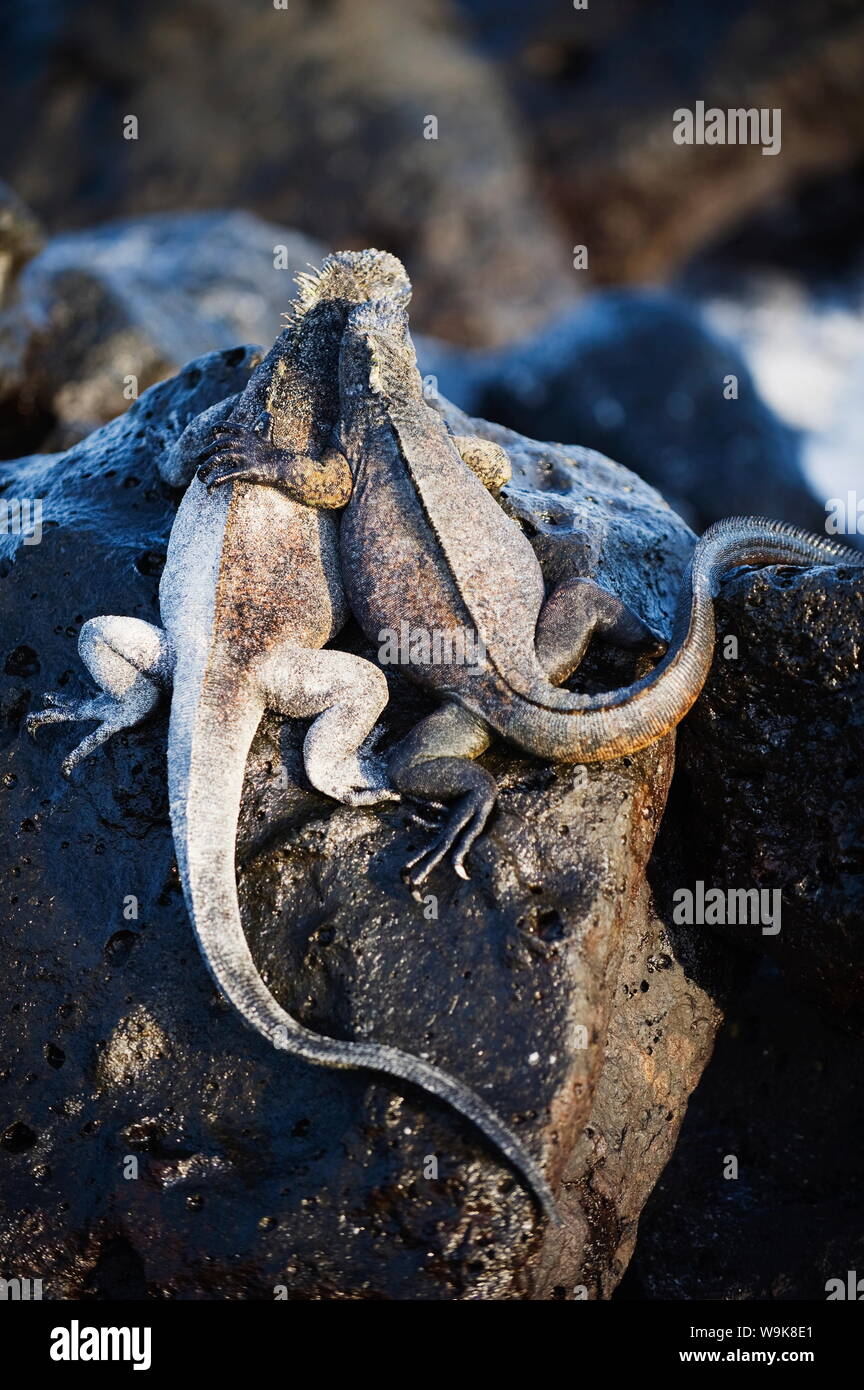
0 349 719 1298
669 562 864 1025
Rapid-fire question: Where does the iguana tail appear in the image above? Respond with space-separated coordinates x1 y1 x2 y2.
168 667 558 1223
486 518 864 763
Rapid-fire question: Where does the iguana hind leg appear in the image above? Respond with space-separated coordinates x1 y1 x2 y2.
258 644 397 807
26 616 172 775
390 587 665 885
535 576 667 684
390 700 494 888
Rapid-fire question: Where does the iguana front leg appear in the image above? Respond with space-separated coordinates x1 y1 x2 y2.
160 394 243 488
26 616 173 775
199 422 508 507
197 411 352 509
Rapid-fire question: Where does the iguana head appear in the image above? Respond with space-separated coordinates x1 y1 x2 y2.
339 297 421 405
254 250 412 432
287 249 411 328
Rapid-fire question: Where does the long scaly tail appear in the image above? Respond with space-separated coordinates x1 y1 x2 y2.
488 518 864 762
168 664 558 1222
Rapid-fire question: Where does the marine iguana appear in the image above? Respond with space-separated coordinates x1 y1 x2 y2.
333 297 864 888
26 252 559 1225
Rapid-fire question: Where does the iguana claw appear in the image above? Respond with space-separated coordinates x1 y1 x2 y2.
402 796 487 887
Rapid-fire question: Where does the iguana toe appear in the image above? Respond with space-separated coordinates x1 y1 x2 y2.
202 462 260 489
343 786 400 807
402 785 494 886
405 806 445 832
26 698 80 735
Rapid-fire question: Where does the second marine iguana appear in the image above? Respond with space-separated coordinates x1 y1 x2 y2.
333 297 864 886
26 254 560 1224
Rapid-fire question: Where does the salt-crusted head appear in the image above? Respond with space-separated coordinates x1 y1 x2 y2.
286 249 411 328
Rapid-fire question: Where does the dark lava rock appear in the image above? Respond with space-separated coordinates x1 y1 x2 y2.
667 562 864 1026
0 0 574 346
0 211 323 454
534 881 722 1300
0 349 720 1298
476 293 825 533
619 954 864 1300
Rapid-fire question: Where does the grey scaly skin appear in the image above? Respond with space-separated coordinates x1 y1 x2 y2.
26 252 559 1226
334 297 864 891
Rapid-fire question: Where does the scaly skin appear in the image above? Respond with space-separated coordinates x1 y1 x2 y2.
336 298 864 879
503 515 864 762
27 254 559 1227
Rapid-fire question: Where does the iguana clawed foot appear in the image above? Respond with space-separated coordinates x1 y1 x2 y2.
27 691 139 775
196 411 287 489
26 616 170 775
196 411 352 508
402 782 496 888
388 702 496 888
